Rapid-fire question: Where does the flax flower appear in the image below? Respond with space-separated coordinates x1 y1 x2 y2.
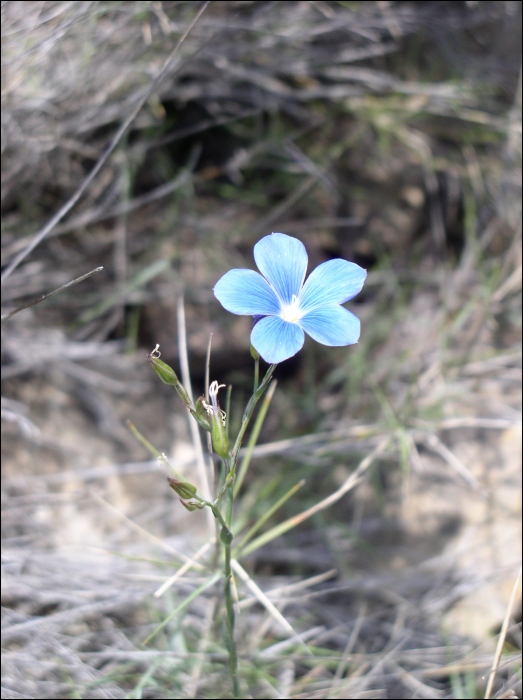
214 232 367 364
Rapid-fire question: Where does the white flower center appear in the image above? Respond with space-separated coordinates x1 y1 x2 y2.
280 294 302 324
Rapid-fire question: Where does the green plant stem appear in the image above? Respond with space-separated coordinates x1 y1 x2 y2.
205 482 238 695
204 362 276 696
223 486 238 696
222 529 239 698
253 357 259 392
207 502 228 531
231 363 277 465
225 385 232 438
219 363 276 697
225 479 234 527
217 488 240 698
234 379 277 498
205 495 239 695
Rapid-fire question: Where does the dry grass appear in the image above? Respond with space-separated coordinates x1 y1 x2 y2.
1 1 521 698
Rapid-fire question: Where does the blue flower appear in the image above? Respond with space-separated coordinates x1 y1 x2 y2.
214 232 367 364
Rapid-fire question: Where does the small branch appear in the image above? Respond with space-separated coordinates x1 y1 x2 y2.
1 267 103 321
484 566 522 699
177 296 214 530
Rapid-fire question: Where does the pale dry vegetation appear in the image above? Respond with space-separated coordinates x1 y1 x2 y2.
1 2 521 698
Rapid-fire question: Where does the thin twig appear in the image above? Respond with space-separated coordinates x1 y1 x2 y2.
423 433 487 496
484 566 522 699
1 1 210 283
231 559 313 655
177 295 214 531
1 267 103 321
204 333 215 484
154 538 215 598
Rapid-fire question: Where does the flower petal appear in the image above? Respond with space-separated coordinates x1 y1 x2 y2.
299 259 366 311
299 305 361 346
254 233 308 305
214 269 281 315
251 316 304 363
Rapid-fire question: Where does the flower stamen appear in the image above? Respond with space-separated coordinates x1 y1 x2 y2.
207 381 227 426
280 294 302 323
149 343 161 359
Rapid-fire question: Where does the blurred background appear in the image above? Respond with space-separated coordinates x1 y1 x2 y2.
1 2 521 698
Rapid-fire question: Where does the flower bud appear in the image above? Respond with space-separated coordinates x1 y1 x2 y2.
167 477 197 500
179 498 206 512
208 381 229 459
190 396 212 432
148 345 192 407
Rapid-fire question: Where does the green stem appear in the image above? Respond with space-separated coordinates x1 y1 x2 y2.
206 493 238 695
221 513 239 697
212 457 235 504
225 479 234 527
218 362 277 697
253 357 259 393
208 502 228 531
231 364 277 465
233 379 277 498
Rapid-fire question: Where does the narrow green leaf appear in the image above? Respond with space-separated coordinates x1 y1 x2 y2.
127 421 187 483
236 516 301 559
234 479 305 555
126 420 161 459
143 572 220 646
79 258 171 324
234 379 277 497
